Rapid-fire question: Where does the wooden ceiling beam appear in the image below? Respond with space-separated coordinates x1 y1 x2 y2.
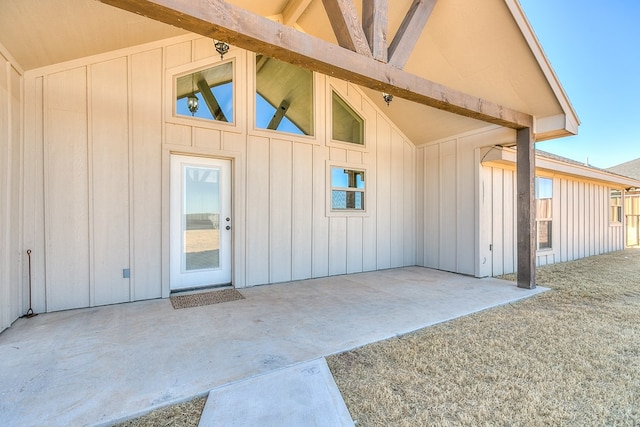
98 0 533 130
255 54 270 73
282 0 312 26
388 0 437 69
197 78 227 122
321 0 372 57
267 99 291 130
363 0 388 62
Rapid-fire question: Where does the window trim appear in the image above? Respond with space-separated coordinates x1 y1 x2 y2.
326 83 368 152
253 54 315 137
535 176 553 251
610 188 623 225
166 52 242 134
326 162 369 217
248 52 319 142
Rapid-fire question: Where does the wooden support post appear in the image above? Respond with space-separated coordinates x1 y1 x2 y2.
516 127 536 289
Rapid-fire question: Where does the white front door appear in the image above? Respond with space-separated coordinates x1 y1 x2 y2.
170 155 232 290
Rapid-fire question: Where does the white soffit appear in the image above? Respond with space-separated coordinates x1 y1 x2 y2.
360 86 489 145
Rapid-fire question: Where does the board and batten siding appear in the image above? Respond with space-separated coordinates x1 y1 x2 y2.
416 125 627 279
0 46 23 333
416 126 516 277
21 34 416 315
485 166 625 276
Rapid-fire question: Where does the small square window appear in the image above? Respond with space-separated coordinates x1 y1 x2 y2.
176 62 233 122
331 167 365 210
535 176 553 199
332 91 364 145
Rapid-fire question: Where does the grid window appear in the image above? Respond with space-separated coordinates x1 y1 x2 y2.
535 177 553 250
610 189 623 223
331 167 365 210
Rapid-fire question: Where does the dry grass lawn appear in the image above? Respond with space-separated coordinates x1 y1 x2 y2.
115 249 640 426
328 248 640 426
113 396 206 427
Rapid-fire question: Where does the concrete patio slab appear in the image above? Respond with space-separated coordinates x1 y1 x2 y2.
0 267 547 426
198 358 353 427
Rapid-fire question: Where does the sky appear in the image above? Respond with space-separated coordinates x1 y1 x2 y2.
518 0 640 169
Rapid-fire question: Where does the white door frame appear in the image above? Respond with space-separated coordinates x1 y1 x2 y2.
170 155 232 290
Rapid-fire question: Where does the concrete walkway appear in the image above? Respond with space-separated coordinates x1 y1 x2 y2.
0 267 546 426
198 358 354 426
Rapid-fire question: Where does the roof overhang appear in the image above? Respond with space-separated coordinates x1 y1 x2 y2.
504 0 580 142
534 113 579 142
0 0 579 144
482 146 640 189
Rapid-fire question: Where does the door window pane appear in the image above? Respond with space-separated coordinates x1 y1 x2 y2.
183 166 220 271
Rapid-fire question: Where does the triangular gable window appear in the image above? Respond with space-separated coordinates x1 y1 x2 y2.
332 91 364 145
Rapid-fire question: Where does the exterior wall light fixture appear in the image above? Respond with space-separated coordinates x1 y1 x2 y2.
214 40 230 59
187 94 199 115
187 73 198 116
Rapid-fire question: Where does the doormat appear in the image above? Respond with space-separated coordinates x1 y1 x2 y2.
170 289 245 309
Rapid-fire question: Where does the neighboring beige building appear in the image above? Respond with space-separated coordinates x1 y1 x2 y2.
2 0 637 333
608 158 640 246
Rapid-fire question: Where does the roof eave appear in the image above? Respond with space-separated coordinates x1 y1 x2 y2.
482 146 640 188
505 0 581 141
534 113 579 142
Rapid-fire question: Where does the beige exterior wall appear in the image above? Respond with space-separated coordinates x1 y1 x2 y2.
21 34 416 314
416 126 516 277
0 45 23 333
416 125 628 278
485 167 625 275
625 193 640 246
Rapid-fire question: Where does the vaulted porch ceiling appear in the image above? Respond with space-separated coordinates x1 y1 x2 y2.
0 0 578 144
